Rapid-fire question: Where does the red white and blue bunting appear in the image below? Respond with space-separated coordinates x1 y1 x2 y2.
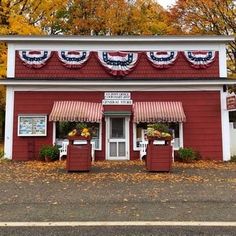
184 51 216 68
57 51 90 69
18 50 52 68
146 51 178 68
97 51 138 76
18 50 216 72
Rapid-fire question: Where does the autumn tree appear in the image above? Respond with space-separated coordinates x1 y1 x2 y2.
169 0 236 76
0 0 68 112
55 0 172 35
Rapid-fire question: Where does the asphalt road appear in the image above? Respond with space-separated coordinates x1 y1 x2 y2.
0 179 236 222
0 160 235 235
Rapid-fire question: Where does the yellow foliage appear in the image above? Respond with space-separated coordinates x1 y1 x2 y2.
8 15 41 35
169 0 236 76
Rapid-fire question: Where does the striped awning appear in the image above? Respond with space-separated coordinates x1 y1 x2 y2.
49 101 103 122
133 101 186 123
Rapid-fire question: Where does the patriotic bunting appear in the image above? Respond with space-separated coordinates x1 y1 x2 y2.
146 51 178 68
18 50 52 68
18 50 216 72
184 51 215 68
57 51 90 68
97 51 138 76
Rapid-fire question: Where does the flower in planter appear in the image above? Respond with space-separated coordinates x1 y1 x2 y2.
147 123 172 140
68 129 77 137
81 128 90 138
67 123 91 138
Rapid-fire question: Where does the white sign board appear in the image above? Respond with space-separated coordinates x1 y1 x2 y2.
18 115 47 136
103 92 132 105
104 92 131 100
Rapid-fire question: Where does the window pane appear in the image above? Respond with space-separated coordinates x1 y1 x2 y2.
91 138 99 149
118 142 126 156
110 142 117 157
110 118 125 138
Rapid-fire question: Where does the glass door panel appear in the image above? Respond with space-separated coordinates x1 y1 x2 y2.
118 142 126 156
110 118 125 138
107 117 129 160
110 142 117 157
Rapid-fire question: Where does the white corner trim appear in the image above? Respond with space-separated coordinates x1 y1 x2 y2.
133 123 139 151
52 122 56 145
179 123 184 148
219 44 227 77
126 116 130 160
98 122 102 151
105 117 109 160
7 44 15 78
4 87 14 159
220 88 230 161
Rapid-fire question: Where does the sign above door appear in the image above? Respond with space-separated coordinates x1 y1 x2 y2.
102 92 133 105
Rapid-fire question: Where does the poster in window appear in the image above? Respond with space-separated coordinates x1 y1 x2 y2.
18 115 47 136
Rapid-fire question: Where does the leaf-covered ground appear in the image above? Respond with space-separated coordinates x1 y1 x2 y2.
0 159 235 184
0 159 236 222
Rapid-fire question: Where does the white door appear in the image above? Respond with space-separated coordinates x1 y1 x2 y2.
106 117 129 160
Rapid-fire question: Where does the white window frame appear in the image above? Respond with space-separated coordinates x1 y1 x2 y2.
53 121 102 150
18 115 47 137
91 122 102 150
133 122 184 150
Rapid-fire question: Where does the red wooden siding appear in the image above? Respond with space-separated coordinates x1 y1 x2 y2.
13 92 104 161
15 52 219 79
132 91 222 161
13 91 222 161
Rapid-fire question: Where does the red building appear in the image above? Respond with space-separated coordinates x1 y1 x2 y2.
0 35 235 161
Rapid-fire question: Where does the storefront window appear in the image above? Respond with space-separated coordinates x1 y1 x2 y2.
135 123 148 148
169 123 180 149
135 122 181 150
56 122 101 149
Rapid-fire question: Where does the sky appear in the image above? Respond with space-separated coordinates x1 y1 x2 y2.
156 0 177 9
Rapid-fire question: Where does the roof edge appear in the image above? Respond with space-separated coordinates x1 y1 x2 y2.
0 35 234 43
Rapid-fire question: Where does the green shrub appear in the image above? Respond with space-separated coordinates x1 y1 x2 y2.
178 147 198 162
39 145 59 161
230 155 236 162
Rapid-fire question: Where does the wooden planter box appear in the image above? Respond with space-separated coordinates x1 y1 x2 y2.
66 135 92 171
146 138 173 172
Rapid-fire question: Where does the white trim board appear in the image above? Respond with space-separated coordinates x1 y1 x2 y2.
1 80 235 87
221 88 231 161
4 85 224 93
219 44 228 77
0 35 234 43
0 36 233 51
4 44 228 51
7 44 15 78
4 87 14 159
0 221 236 227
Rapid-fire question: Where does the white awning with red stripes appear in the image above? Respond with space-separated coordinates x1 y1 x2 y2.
133 101 186 123
49 101 103 122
